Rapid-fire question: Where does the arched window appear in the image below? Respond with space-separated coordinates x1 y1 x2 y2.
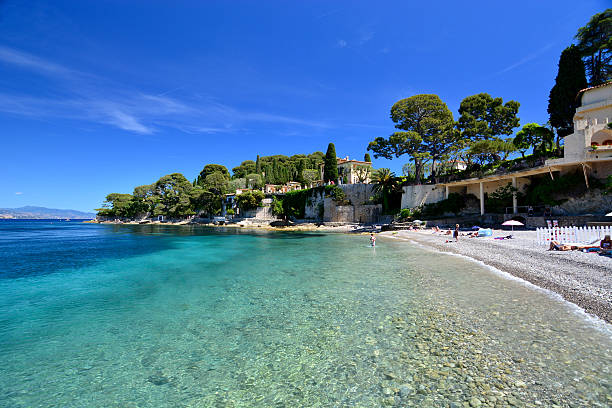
602 140 612 146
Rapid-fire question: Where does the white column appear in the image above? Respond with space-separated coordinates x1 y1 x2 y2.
445 185 449 199
512 177 518 214
479 182 484 215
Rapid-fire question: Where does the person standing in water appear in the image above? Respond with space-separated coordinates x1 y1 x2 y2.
453 224 459 242
370 233 376 247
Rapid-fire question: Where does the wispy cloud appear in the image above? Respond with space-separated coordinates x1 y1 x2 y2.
497 42 556 74
0 45 330 135
0 46 73 76
337 39 348 48
15 192 23 195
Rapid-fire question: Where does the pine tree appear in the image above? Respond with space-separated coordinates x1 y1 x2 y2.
324 143 338 183
548 45 588 145
364 153 372 162
575 9 612 86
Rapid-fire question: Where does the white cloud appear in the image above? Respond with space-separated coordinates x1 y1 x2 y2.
497 42 556 74
0 45 331 134
337 39 348 48
15 192 23 195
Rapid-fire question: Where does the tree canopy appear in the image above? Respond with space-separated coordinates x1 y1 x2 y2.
548 45 588 140
324 143 338 183
575 9 612 85
514 123 555 158
368 94 456 182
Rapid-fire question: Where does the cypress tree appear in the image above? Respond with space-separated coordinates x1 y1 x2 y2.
364 153 372 162
548 45 588 145
296 159 305 186
255 155 261 173
324 143 338 183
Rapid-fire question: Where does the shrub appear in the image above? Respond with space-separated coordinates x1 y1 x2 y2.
271 197 284 216
399 208 412 219
236 190 265 211
485 183 518 213
421 193 473 217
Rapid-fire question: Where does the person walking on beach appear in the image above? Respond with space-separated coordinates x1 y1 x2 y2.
453 224 459 242
370 233 376 247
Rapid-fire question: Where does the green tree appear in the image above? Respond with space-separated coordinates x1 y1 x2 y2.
303 169 319 186
132 184 155 215
457 93 520 166
255 155 262 173
196 164 230 185
153 173 196 217
368 94 456 183
457 93 520 142
324 143 338 183
364 153 372 162
229 178 246 191
236 190 265 211
245 173 263 189
575 9 612 85
548 45 588 148
231 160 256 179
372 168 399 212
271 197 285 217
514 123 555 157
296 159 306 186
202 172 229 196
96 193 134 218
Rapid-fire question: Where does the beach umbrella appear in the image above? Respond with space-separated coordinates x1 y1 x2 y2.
502 219 524 231
606 211 612 216
472 226 481 230
412 220 423 224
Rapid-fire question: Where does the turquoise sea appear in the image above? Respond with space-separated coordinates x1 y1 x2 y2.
0 220 610 407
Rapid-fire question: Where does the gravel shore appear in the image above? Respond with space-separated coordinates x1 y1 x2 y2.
381 229 612 324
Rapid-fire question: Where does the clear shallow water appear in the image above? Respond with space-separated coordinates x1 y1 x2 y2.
0 220 610 407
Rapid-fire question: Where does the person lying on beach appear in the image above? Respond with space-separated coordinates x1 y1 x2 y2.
600 235 612 255
494 235 514 240
548 241 575 251
548 241 596 251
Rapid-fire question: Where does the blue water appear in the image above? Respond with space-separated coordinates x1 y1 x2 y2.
0 220 610 407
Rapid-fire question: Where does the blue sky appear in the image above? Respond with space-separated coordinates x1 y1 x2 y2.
0 0 607 212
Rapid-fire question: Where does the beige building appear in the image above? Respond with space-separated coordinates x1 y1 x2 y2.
319 156 373 184
264 182 302 195
402 82 612 215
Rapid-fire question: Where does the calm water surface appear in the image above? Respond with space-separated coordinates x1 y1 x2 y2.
0 220 610 407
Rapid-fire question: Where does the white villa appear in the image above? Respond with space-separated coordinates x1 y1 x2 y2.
402 81 612 215
319 156 373 184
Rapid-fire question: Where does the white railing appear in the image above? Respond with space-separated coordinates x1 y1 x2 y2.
535 226 612 245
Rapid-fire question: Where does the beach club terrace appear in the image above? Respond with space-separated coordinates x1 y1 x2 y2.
402 81 612 217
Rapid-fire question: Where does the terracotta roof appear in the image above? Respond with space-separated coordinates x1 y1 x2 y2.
578 81 612 94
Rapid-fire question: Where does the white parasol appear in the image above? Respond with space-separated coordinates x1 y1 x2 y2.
502 219 524 231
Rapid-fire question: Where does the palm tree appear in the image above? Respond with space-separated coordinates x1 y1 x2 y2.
372 168 399 212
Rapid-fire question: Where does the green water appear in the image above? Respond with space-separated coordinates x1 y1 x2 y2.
0 222 610 407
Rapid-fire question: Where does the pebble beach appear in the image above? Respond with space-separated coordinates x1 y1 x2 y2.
382 229 612 324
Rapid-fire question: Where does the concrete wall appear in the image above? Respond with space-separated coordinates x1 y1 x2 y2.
303 184 383 223
401 184 445 209
243 206 274 220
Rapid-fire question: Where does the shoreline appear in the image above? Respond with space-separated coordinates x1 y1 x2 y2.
92 219 378 233
381 230 612 324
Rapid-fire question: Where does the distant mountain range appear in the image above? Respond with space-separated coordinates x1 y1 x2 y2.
0 206 96 219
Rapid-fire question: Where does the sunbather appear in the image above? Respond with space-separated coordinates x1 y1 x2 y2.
549 241 575 251
601 235 612 255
